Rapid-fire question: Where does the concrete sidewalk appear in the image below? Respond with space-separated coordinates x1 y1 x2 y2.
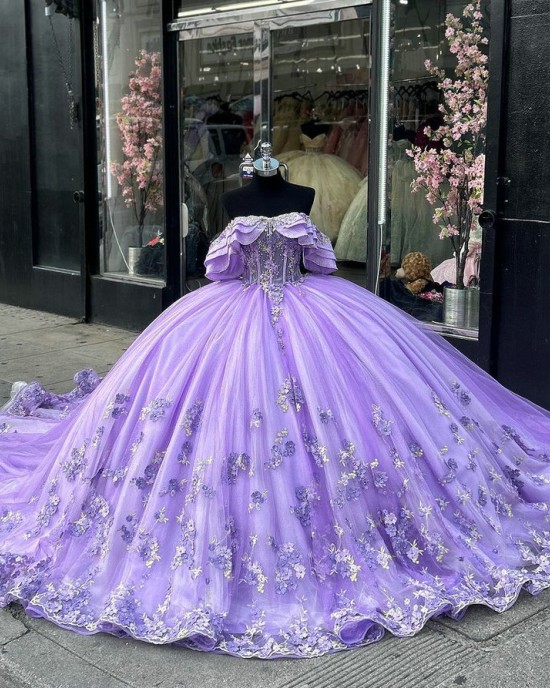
0 303 549 688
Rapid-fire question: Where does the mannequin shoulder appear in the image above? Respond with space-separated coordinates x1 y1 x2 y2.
222 187 249 219
286 182 315 213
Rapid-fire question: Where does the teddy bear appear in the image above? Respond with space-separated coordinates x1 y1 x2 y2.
395 252 435 294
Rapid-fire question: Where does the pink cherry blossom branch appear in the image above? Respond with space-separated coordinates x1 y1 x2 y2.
409 1 488 288
110 50 164 246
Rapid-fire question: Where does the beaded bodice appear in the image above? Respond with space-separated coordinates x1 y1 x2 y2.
204 212 336 288
241 219 304 287
204 213 336 336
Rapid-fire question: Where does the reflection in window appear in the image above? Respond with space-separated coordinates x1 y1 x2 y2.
177 0 309 17
96 0 165 282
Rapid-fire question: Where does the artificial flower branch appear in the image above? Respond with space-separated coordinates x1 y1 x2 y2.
111 50 164 247
409 1 488 288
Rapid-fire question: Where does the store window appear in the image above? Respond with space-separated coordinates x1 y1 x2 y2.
177 6 372 288
274 19 371 287
95 0 165 283
180 31 254 281
379 0 490 334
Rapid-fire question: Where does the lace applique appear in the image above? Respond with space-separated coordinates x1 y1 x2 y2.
248 490 267 512
250 408 263 428
171 519 196 571
276 376 304 413
0 510 23 533
104 393 131 419
239 217 306 341
264 429 295 470
139 397 171 422
180 400 203 435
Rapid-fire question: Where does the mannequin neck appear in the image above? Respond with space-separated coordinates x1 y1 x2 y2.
222 168 315 219
250 170 286 190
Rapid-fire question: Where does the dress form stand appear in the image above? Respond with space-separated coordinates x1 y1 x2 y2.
223 142 315 220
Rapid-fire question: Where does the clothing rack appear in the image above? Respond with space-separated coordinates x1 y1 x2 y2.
393 81 439 99
274 88 369 103
315 88 369 102
393 80 440 128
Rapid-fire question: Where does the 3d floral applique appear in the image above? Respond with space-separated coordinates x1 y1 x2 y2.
276 376 305 413
140 397 172 422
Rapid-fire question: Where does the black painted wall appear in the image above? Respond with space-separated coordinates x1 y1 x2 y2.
493 0 550 408
30 5 83 271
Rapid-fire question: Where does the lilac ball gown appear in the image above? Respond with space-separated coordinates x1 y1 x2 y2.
1 212 550 659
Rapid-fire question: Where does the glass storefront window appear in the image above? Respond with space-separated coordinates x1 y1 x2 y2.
380 0 490 334
95 0 165 283
177 1 321 18
180 32 254 281
178 9 372 289
273 19 371 287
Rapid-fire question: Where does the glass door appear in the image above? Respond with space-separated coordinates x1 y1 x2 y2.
180 32 255 282
178 5 372 290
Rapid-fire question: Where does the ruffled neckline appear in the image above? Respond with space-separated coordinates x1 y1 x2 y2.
228 212 310 225
205 211 336 280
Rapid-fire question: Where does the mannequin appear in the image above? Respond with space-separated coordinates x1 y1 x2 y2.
222 143 315 220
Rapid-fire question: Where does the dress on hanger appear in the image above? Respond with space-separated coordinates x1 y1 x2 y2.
2 213 550 659
347 116 369 177
271 97 308 156
279 134 362 242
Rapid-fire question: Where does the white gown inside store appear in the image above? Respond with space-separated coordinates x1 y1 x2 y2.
334 176 368 262
279 134 362 243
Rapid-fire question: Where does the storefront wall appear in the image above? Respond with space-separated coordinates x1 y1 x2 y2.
490 0 550 408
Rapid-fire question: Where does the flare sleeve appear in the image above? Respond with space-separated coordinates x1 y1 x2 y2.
204 223 246 281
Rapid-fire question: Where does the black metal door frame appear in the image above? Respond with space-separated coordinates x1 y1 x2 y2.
477 0 510 374
18 0 85 319
78 0 98 322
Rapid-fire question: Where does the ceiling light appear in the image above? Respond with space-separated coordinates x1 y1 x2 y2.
178 7 216 17
178 0 315 19
222 0 279 9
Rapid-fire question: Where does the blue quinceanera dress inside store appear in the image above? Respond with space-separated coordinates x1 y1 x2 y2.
1 212 550 658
